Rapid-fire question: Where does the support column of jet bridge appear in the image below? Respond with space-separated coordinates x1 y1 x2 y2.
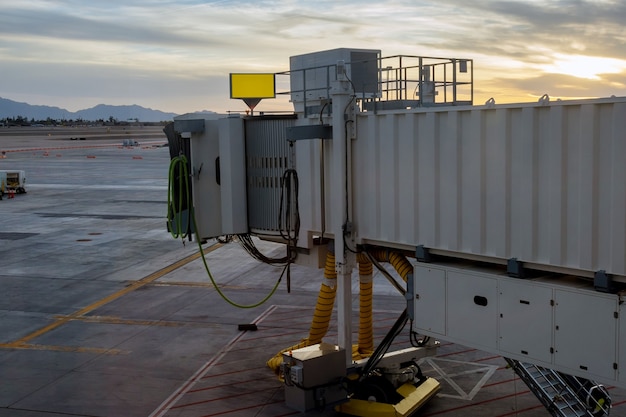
331 61 357 367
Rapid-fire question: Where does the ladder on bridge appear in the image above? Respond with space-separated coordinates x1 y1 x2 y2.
505 358 611 417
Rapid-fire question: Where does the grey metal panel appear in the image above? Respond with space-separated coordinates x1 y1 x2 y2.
446 270 498 351
245 117 296 235
352 97 626 279
619 302 626 384
218 116 248 235
413 265 446 335
349 50 379 95
286 125 332 140
499 279 553 363
190 119 221 239
174 119 205 133
554 289 618 380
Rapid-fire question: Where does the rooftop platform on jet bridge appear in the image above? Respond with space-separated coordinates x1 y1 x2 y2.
0 129 625 417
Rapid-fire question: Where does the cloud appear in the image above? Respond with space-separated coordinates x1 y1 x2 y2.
430 0 626 60
0 0 624 113
477 70 626 103
0 5 202 47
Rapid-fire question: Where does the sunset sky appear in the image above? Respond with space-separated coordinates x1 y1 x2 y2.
1 0 625 115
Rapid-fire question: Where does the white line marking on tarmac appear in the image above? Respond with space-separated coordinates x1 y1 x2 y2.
149 305 278 417
418 357 498 400
28 183 167 190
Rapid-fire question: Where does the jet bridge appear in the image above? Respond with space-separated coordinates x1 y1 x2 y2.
168 47 624 416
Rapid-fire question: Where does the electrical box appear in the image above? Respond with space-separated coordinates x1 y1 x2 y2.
289 48 380 113
411 261 623 385
282 344 346 411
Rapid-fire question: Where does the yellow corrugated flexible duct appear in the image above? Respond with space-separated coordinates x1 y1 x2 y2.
357 253 374 357
267 248 413 374
308 251 338 344
368 249 412 282
266 250 338 374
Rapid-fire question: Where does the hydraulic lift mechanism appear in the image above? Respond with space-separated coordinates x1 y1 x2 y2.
166 48 626 417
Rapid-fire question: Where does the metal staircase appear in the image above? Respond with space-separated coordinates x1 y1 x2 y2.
505 358 611 417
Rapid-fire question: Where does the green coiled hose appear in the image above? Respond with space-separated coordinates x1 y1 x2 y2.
167 154 282 309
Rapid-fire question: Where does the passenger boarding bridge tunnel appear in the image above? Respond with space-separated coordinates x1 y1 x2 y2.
167 48 625 417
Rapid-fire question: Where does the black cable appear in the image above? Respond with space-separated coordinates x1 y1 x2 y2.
409 320 430 347
320 137 326 242
342 102 356 254
319 101 329 124
278 168 300 256
278 169 300 241
235 234 290 265
217 235 233 244
343 113 354 225
319 101 328 243
277 167 300 293
340 66 357 255
360 309 409 381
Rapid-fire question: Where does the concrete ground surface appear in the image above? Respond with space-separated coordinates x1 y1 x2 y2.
1 126 625 417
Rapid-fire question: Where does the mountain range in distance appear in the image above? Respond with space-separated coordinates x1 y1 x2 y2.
0 97 180 123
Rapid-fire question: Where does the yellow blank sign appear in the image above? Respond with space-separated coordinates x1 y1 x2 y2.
230 73 276 99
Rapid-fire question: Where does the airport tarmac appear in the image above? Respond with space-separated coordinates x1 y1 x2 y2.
1 126 625 417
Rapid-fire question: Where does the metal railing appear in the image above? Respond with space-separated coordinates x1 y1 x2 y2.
374 55 474 109
275 54 473 115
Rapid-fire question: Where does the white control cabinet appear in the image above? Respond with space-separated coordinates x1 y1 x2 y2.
412 262 621 385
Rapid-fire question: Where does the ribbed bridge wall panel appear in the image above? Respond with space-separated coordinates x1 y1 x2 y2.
352 98 626 278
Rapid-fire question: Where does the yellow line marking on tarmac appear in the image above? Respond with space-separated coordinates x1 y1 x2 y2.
0 343 127 355
58 315 221 328
0 244 222 352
